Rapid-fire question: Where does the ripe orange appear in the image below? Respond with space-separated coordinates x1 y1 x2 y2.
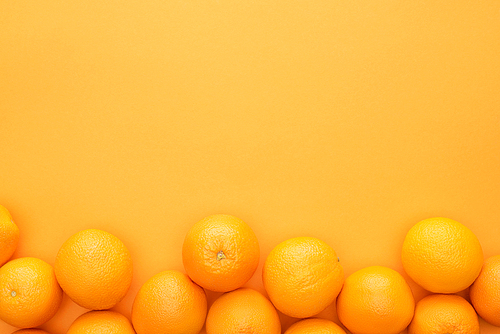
11 330 51 334
131 270 207 334
470 255 500 326
402 217 483 293
336 266 414 334
54 229 133 310
408 294 479 334
67 310 136 334
262 237 344 318
0 257 63 328
205 288 281 334
0 205 20 267
285 318 346 334
182 214 260 292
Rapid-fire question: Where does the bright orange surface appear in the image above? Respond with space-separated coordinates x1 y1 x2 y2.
1 1 499 333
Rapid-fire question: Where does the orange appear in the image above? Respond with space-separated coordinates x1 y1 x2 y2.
12 330 51 334
182 214 259 292
336 266 414 334
131 270 207 334
205 288 281 334
0 257 63 328
262 237 344 318
470 255 500 326
284 318 346 334
54 229 133 310
67 310 136 334
0 205 20 267
402 217 483 293
408 294 479 334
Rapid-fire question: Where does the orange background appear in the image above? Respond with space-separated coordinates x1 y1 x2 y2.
1 1 500 333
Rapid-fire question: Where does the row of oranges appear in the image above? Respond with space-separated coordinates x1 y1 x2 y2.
1 204 500 333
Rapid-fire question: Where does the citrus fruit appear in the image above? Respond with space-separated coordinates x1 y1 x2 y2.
336 266 414 334
402 217 483 293
408 294 479 334
284 318 346 334
205 288 281 334
54 229 133 310
12 330 51 334
67 310 136 334
470 255 500 326
131 270 207 334
262 236 344 318
182 214 259 292
0 257 63 328
0 205 20 267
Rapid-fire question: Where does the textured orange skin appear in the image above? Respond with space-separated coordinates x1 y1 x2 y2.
0 205 20 267
336 266 414 334
262 237 344 318
470 255 500 327
11 330 51 334
206 288 281 334
182 214 260 292
408 294 479 334
131 270 207 334
284 318 346 334
0 257 63 328
54 229 133 310
402 217 483 293
67 310 136 334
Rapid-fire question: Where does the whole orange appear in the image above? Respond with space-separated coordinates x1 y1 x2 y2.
205 288 281 334
131 270 207 334
67 310 136 334
0 205 20 267
182 214 259 292
402 217 483 293
12 330 51 334
408 294 479 334
336 266 414 334
470 255 500 326
54 229 133 310
262 237 344 318
284 318 346 334
0 257 63 328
